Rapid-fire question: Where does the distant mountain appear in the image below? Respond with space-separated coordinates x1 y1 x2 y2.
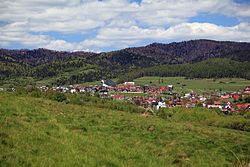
121 39 250 64
0 48 95 66
1 39 250 65
0 39 250 85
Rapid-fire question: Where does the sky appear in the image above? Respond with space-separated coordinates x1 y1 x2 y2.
0 0 250 52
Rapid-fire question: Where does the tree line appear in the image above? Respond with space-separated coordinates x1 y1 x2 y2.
117 58 250 83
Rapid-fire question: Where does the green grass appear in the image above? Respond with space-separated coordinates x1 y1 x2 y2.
0 93 250 166
134 77 250 93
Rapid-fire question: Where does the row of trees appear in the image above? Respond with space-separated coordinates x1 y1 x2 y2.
1 57 249 86
117 58 250 83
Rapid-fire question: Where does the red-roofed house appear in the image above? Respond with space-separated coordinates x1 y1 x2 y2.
243 86 250 95
112 95 125 101
236 103 250 110
220 94 231 99
232 94 241 99
214 101 223 105
207 101 223 109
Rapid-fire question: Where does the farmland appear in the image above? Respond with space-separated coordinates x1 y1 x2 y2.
0 92 250 166
134 77 250 93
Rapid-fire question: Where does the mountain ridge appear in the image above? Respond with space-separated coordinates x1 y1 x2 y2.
1 39 250 85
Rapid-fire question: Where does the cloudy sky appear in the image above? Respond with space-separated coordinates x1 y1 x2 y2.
0 0 250 52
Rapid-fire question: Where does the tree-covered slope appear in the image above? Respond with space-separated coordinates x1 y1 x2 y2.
118 58 250 82
123 39 250 64
0 39 250 86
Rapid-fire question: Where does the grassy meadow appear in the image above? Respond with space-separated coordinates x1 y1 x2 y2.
0 92 250 166
134 77 250 93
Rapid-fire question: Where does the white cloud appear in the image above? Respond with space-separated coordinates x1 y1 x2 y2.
76 22 250 51
0 0 250 51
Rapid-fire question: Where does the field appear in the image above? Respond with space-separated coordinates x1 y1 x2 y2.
0 92 250 166
134 77 250 93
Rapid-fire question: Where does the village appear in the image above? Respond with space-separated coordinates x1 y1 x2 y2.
33 79 250 113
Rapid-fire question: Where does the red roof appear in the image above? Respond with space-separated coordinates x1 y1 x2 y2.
220 94 230 99
214 101 223 105
236 103 250 110
243 91 250 95
232 94 240 99
244 86 250 91
207 102 213 105
113 95 125 100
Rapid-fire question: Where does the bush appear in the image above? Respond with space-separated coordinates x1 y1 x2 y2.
224 121 250 132
15 86 27 95
45 91 67 102
53 92 67 102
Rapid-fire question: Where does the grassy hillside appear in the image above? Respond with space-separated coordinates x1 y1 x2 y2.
134 77 250 93
0 93 250 166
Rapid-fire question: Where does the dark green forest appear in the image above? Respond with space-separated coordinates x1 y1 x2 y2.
117 59 250 83
1 39 250 86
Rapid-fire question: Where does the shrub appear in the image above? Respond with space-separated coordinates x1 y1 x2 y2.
224 121 250 132
45 91 67 102
15 86 27 95
53 92 67 102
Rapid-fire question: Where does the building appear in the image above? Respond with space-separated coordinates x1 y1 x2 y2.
101 80 116 88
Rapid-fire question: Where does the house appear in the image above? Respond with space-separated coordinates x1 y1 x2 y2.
70 88 77 94
79 88 85 93
199 96 207 102
243 86 250 95
101 80 116 88
156 101 166 110
214 101 223 105
221 101 232 112
124 82 135 85
186 103 195 108
236 103 250 110
167 85 174 92
207 101 223 109
158 86 168 93
39 86 48 92
220 94 231 99
112 94 125 101
99 89 109 98
244 86 250 91
232 94 241 100
184 93 191 98
143 85 150 92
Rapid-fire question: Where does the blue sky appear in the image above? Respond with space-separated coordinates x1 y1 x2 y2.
0 0 250 52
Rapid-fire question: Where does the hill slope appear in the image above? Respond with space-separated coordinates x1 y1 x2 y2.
0 93 250 166
0 39 250 85
123 39 250 64
118 58 250 82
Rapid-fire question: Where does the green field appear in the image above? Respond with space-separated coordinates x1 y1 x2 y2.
0 92 250 166
134 77 250 93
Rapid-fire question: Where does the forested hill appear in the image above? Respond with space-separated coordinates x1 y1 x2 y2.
117 58 250 82
122 39 250 63
1 39 250 65
0 39 250 86
0 48 96 66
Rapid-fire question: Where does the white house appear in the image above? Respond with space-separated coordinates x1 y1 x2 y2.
157 101 167 110
70 89 77 94
124 82 135 85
